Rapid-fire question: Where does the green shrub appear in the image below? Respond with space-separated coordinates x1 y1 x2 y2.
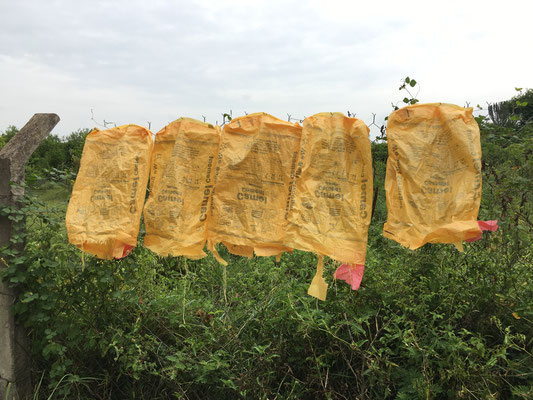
1 121 532 399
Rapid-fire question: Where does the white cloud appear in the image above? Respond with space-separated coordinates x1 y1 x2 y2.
1 0 532 137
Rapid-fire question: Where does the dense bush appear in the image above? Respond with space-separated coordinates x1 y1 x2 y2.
1 120 532 399
0 126 90 177
0 125 18 149
488 88 533 127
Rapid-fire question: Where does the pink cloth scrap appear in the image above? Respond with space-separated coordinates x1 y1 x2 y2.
466 220 499 242
334 263 365 290
118 244 135 259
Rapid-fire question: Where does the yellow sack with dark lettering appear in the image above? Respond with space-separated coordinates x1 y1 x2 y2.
66 124 153 259
383 103 483 250
143 118 220 258
285 113 372 300
208 113 302 260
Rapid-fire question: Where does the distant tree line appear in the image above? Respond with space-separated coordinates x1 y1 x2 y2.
488 88 533 127
0 126 91 174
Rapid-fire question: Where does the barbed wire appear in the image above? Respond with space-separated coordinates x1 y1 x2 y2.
89 101 492 140
91 109 116 128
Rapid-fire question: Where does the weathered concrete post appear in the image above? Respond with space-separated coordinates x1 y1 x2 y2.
0 114 60 400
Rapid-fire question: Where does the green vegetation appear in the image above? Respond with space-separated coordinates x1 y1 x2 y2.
0 97 532 399
487 88 532 128
0 126 90 184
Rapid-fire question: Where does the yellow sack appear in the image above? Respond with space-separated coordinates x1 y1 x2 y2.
66 124 153 259
208 113 302 260
285 112 373 299
143 118 220 258
383 103 483 249
286 112 372 263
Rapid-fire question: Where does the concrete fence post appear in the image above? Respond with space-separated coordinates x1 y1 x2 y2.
0 114 60 400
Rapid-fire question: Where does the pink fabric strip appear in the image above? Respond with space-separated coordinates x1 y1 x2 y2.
117 244 135 259
334 264 365 290
465 220 498 242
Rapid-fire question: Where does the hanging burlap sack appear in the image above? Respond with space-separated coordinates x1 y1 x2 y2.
384 103 487 250
208 113 302 261
285 112 373 300
143 118 220 258
66 124 153 259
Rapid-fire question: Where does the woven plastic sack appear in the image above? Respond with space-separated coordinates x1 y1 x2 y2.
143 118 220 258
66 124 153 259
383 103 485 250
208 113 302 261
285 112 372 300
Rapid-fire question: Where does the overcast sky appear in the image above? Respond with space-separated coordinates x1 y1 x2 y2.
1 0 532 138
